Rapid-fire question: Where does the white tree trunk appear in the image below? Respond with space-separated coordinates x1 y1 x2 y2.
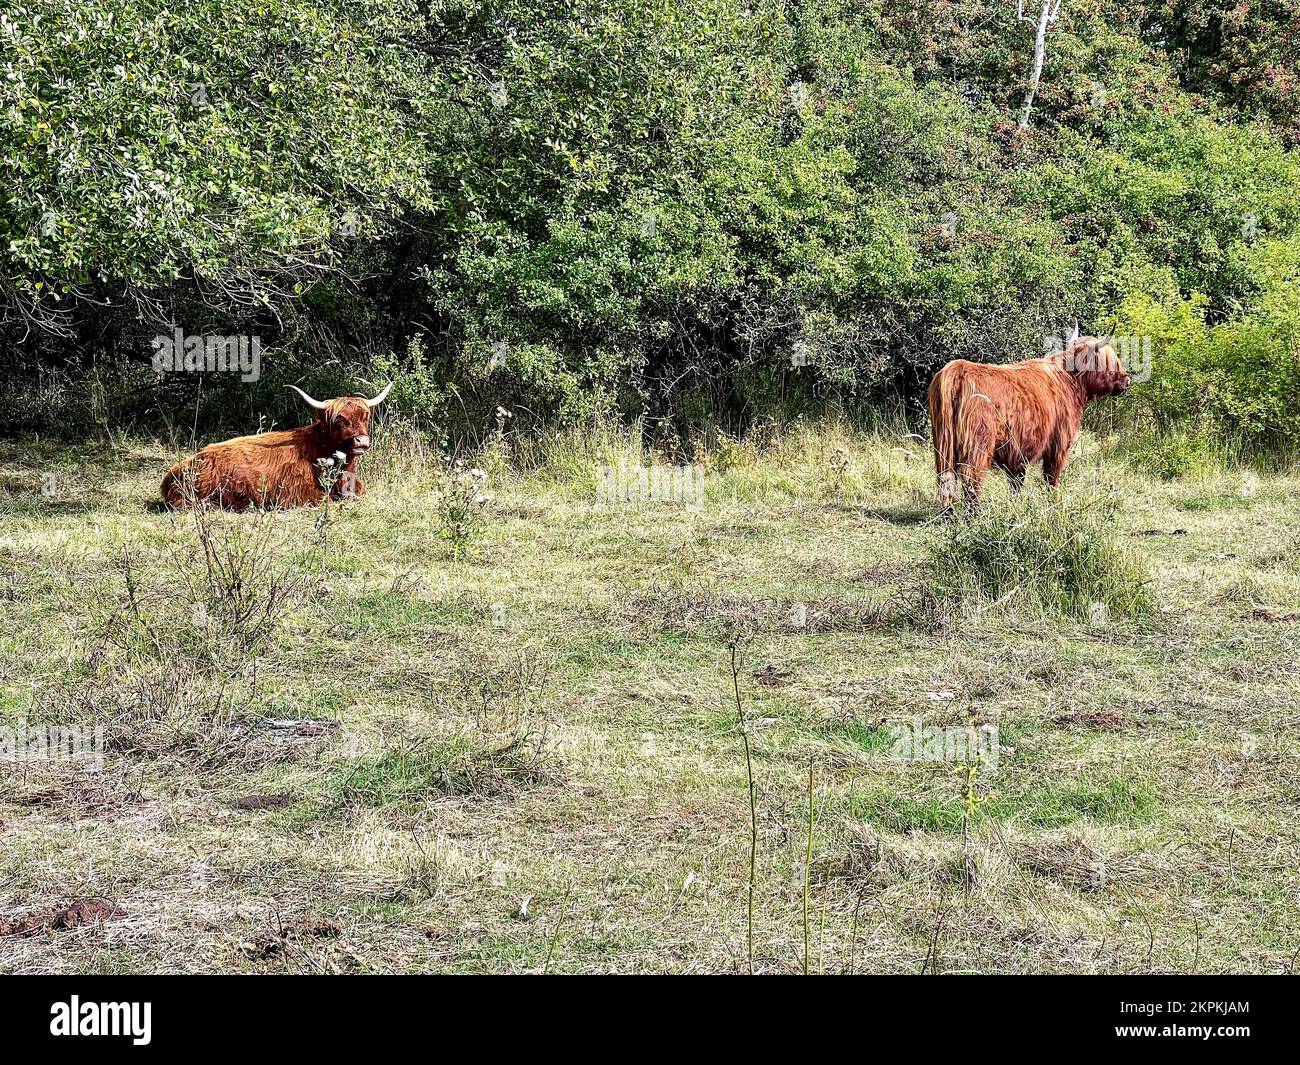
1019 0 1063 129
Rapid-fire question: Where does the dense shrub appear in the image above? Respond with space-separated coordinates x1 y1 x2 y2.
926 491 1154 619
0 0 431 331
2 1 1299 444
1117 240 1300 456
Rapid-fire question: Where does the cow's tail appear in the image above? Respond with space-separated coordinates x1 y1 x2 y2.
928 367 958 512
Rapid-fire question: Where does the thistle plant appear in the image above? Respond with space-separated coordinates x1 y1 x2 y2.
313 449 350 549
828 445 850 497
436 459 492 560
954 761 986 896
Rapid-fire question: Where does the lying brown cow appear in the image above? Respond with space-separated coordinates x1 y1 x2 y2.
928 338 1130 513
161 383 392 510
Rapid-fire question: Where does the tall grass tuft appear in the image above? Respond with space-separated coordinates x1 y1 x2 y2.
925 489 1153 620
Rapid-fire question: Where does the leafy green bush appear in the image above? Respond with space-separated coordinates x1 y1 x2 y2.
370 335 451 435
1126 431 1217 481
1 0 430 331
926 491 1153 620
4 0 1300 439
1117 239 1300 458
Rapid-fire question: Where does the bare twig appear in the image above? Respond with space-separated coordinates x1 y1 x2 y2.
543 883 574 975
730 641 757 975
803 759 814 975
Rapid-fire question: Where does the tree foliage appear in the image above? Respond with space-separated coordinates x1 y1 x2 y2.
2 0 1298 451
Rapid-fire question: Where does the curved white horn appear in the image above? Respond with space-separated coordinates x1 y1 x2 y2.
286 384 328 410
1069 319 1080 343
365 381 393 409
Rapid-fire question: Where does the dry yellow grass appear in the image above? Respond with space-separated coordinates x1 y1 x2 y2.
1 423 1298 973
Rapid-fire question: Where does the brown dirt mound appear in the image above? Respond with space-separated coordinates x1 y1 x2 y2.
228 793 295 811
1243 608 1300 623
0 897 124 936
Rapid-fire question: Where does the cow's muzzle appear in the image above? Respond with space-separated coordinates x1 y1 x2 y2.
350 435 371 454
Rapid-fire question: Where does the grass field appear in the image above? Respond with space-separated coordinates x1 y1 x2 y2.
2 423 1298 973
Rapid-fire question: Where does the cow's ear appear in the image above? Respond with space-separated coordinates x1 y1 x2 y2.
1065 339 1098 376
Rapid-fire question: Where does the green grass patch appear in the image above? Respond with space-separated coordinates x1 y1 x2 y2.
333 589 473 633
1174 493 1253 512
334 732 560 806
838 719 897 755
849 774 1157 834
336 744 470 806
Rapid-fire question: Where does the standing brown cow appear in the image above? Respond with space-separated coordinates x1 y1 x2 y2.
927 338 1130 513
161 383 392 510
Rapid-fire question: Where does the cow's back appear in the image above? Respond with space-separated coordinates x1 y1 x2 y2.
950 360 1074 462
163 427 322 509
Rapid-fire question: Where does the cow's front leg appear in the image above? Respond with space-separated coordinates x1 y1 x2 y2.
1041 448 1069 490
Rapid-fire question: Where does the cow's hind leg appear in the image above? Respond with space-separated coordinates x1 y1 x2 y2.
1002 457 1027 497
956 420 996 517
993 435 1031 500
958 463 990 516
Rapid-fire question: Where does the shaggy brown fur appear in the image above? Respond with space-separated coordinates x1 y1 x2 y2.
928 338 1131 513
161 387 389 511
